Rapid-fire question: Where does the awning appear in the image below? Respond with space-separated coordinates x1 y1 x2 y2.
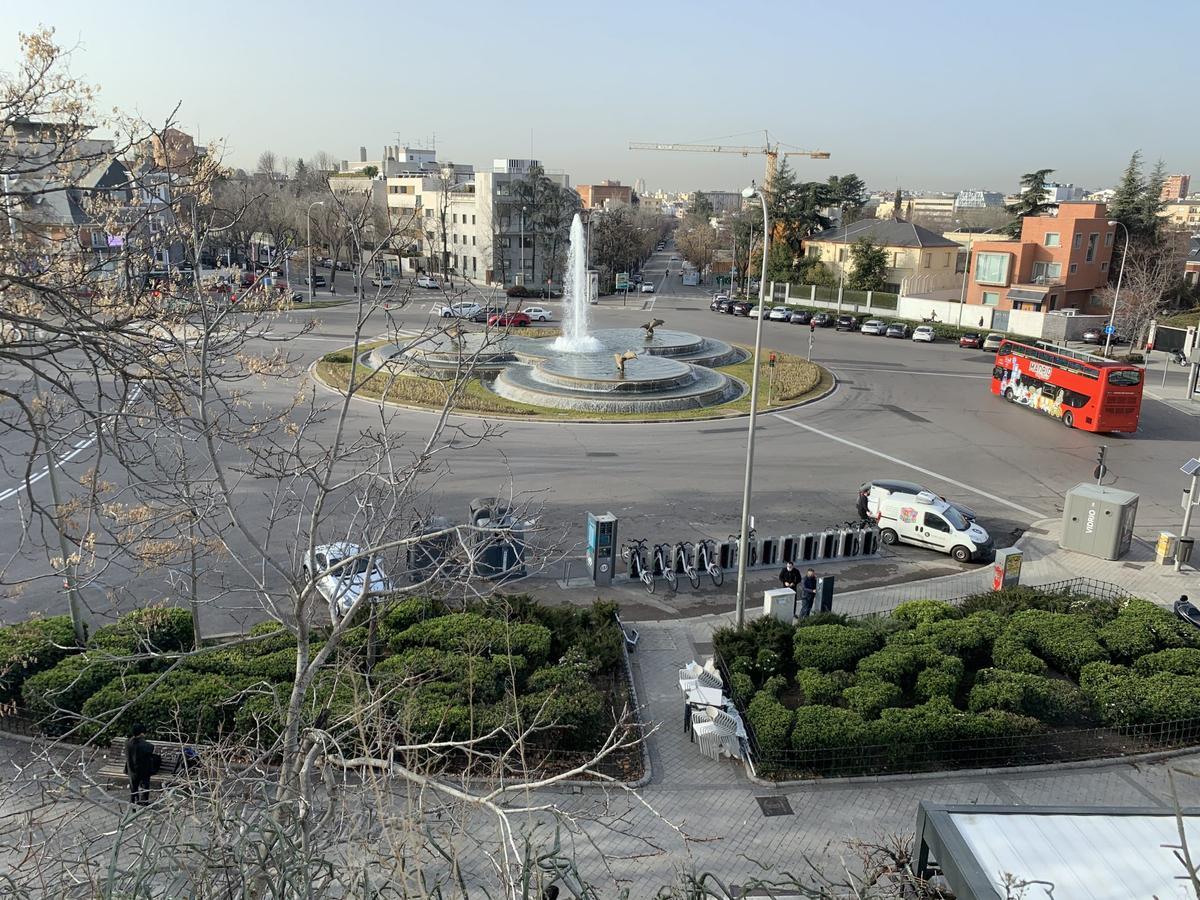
1007 288 1048 303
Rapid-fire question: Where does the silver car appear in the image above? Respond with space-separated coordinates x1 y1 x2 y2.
860 319 888 335
302 542 391 621
768 306 794 321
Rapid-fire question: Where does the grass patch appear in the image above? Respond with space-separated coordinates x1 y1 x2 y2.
1162 309 1200 329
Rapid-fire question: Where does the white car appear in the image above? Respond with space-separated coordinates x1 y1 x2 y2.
857 479 976 522
371 276 394 288
749 305 768 318
768 306 794 321
416 275 440 289
877 492 993 563
302 542 391 621
640 283 655 293
521 305 552 321
983 333 1005 351
860 319 887 335
912 325 936 343
436 302 480 318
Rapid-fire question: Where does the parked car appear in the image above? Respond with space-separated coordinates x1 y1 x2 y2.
749 305 769 318
302 542 391 621
436 302 480 319
812 312 834 327
533 287 561 299
1081 328 1124 345
710 295 729 311
472 303 507 322
836 315 860 331
982 333 1005 351
857 479 977 523
911 325 936 343
886 323 911 339
731 301 753 316
520 305 553 321
335 260 352 271
959 332 984 349
789 310 813 325
317 257 333 269
877 492 994 563
371 276 394 288
768 305 794 321
716 297 735 314
860 319 888 335
489 311 530 327
640 283 655 293
305 273 327 288
416 275 441 289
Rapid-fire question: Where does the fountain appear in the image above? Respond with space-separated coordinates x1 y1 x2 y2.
361 215 750 415
550 214 600 353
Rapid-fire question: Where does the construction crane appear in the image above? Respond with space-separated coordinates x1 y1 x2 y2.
628 131 830 186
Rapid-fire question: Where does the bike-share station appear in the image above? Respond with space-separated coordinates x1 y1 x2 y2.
588 511 882 601
406 498 528 582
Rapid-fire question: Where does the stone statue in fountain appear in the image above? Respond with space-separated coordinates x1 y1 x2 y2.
613 350 637 376
641 318 665 340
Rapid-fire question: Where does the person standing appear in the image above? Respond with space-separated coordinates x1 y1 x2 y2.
125 724 155 805
799 568 818 618
780 560 801 618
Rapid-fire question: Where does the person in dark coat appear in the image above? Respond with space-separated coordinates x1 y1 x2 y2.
125 723 155 805
779 560 801 591
798 568 818 618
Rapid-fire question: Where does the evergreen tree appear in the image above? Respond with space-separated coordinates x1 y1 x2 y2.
691 191 714 218
1107 151 1145 234
828 173 868 215
1003 169 1055 238
293 158 310 194
1139 158 1167 245
847 238 889 291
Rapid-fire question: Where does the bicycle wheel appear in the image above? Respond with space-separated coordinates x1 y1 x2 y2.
665 567 678 590
709 565 724 587
688 568 701 590
642 570 655 594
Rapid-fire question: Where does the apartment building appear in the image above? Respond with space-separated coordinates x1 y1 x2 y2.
577 180 632 209
1161 199 1200 231
955 190 1004 210
1162 174 1191 201
803 220 961 293
964 202 1116 313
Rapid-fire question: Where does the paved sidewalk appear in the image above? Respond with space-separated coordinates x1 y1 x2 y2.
1142 356 1200 417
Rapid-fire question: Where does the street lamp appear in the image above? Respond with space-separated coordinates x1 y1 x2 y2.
307 200 324 302
954 223 1001 328
734 182 770 627
1104 220 1129 358
520 204 527 287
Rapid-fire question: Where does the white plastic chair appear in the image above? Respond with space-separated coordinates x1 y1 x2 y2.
691 711 722 761
678 661 704 695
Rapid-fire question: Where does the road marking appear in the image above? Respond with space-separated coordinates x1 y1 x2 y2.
831 366 989 379
772 412 1043 519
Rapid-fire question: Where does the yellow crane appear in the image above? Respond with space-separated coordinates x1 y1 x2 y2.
628 132 830 186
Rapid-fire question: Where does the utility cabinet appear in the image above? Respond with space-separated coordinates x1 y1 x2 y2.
1060 484 1138 560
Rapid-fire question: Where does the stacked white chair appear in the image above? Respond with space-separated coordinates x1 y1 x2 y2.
690 711 722 761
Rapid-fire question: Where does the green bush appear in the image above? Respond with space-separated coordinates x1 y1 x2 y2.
379 597 446 637
915 612 1003 663
88 607 195 656
968 668 1093 725
321 351 352 364
915 656 965 702
1080 661 1200 725
993 610 1107 677
1100 598 1200 662
234 673 364 747
747 692 794 757
0 615 79 701
793 624 880 672
795 667 849 706
760 674 788 699
373 647 523 703
21 653 121 736
80 670 248 742
843 677 902 719
519 648 605 750
1135 648 1200 676
865 696 1040 752
959 586 1118 623
893 600 960 627
391 613 551 667
715 616 795 675
730 672 755 706
790 705 865 751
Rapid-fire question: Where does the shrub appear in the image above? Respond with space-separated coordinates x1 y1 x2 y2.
865 696 1040 753
88 607 195 656
795 667 849 706
379 597 445 637
21 653 121 736
968 668 1093 725
760 674 788 699
856 638 956 691
391 614 551 667
373 647 523 703
520 649 606 750
1080 661 1200 725
993 610 1107 678
234 673 364 746
80 670 248 742
1100 598 1200 662
915 656 965 702
0 615 79 701
791 705 865 751
322 351 352 364
793 624 880 672
715 616 795 675
730 672 755 706
916 611 1002 663
506 285 531 298
843 677 902 719
893 600 960 627
747 692 794 757
960 586 1117 623
1135 648 1200 676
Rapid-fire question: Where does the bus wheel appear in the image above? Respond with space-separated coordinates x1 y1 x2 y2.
880 528 899 546
1062 411 1074 428
1003 388 1014 401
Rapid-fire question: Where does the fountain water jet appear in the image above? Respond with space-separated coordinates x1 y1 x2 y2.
550 213 601 353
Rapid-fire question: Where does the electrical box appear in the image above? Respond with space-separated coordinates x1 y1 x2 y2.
586 512 618 587
1060 483 1138 560
816 575 835 613
762 588 796 623
1156 532 1178 566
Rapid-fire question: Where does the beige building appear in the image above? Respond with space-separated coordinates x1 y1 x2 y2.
803 220 961 293
1161 200 1200 231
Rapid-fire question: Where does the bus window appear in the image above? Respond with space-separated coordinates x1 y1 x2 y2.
1108 370 1142 386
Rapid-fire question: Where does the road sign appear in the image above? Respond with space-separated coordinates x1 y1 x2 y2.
1104 324 1116 335
615 272 629 291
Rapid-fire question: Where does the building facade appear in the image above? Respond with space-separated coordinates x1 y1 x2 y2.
963 202 1116 313
1162 174 1191 201
1161 200 1200 231
577 180 633 209
955 190 1004 210
803 220 961 293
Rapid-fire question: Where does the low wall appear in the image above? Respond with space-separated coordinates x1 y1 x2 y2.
1043 312 1109 342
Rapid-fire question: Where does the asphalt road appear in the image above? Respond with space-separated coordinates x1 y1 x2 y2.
3 242 1200 631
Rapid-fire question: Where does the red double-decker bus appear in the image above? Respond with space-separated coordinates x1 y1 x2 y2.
991 340 1144 433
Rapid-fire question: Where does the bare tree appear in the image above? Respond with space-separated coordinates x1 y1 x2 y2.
255 149 278 181
1099 228 1190 350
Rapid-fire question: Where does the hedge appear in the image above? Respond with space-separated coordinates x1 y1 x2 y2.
914 611 1003 663
795 667 849 706
746 692 794 757
793 625 880 672
0 615 79 701
843 676 903 719
892 600 960 627
790 705 865 751
1134 648 1200 676
88 607 195 656
21 653 121 735
390 613 551 667
80 671 250 742
373 647 525 704
1080 662 1200 725
968 668 1093 725
855 638 961 701
233 674 364 746
1100 598 1200 661
519 648 606 750
993 610 1108 677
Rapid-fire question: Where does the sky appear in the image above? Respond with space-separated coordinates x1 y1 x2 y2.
7 0 1198 196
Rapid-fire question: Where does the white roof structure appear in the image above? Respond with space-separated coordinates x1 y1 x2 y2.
917 803 1200 899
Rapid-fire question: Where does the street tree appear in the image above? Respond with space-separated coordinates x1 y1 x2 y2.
847 237 889 291
828 173 868 221
691 191 714 219
1098 229 1190 347
1003 168 1055 237
255 149 279 181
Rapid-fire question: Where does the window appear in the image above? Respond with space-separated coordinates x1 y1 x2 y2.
1073 233 1082 249
923 512 950 533
424 208 432 217
472 236 476 246
807 246 820 258
1070 263 1078 273
975 252 1011 285
1086 233 1098 262
1100 261 1108 271
982 291 1000 306
1105 231 1113 245
838 248 846 262
1108 369 1142 386
944 252 951 267
923 254 930 269
1044 232 1061 247
452 234 458 244
472 215 476 225
452 214 457 224
1032 262 1062 283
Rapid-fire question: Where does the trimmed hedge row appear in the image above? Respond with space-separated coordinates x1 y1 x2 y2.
0 616 79 701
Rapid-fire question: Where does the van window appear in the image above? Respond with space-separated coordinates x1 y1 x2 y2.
924 512 950 533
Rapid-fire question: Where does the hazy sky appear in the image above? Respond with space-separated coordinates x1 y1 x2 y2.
8 0 1197 195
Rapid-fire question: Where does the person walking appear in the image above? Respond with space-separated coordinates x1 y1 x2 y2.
798 568 818 618
125 723 155 805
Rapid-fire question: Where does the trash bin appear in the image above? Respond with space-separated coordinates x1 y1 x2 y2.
1179 537 1195 567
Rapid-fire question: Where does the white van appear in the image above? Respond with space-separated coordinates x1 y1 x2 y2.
876 492 994 563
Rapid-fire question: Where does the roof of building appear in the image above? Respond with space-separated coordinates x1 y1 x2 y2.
808 218 959 248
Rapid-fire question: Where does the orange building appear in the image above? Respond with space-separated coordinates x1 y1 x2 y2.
964 202 1116 314
577 180 633 209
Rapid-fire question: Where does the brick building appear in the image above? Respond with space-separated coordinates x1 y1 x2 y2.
577 180 633 209
1162 174 1191 201
964 202 1116 313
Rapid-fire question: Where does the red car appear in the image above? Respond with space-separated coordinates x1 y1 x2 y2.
488 311 530 327
959 332 984 349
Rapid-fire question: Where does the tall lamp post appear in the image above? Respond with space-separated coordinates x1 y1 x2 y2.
954 224 1001 328
734 182 770 627
520 204 527 287
1103 220 1129 358
306 200 324 303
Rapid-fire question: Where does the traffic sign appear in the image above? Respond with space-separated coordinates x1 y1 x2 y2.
616 272 629 291
1104 324 1116 335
